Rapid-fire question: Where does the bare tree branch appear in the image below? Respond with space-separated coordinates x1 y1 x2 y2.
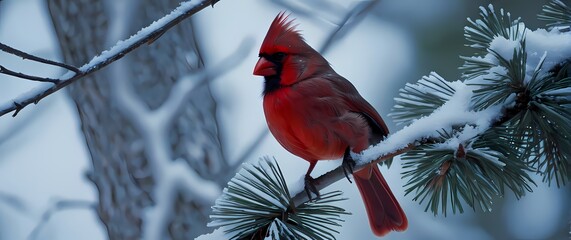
319 0 380 54
0 42 80 73
0 191 27 213
0 65 61 83
159 39 254 127
0 0 219 118
28 199 95 240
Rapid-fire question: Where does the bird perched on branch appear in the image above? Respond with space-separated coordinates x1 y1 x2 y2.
253 12 408 236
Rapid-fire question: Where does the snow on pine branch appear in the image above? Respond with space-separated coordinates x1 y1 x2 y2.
291 3 571 214
0 0 219 117
363 4 571 165
358 75 502 165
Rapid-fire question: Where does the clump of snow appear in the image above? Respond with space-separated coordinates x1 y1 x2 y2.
264 219 296 240
194 227 231 240
358 78 502 164
489 37 521 60
287 173 306 197
526 28 571 75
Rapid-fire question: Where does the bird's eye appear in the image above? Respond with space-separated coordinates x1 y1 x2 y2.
271 52 286 62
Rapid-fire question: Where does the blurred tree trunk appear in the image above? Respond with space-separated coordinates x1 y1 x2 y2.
47 0 231 239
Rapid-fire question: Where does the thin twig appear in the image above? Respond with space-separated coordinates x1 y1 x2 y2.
0 42 80 73
292 143 416 206
319 0 380 54
269 0 319 20
0 65 61 84
0 0 219 118
0 191 27 213
28 199 95 240
160 38 254 127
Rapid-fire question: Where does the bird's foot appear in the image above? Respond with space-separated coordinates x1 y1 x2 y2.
304 175 320 201
342 148 356 183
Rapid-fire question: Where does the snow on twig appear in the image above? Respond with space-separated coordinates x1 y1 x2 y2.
0 0 219 117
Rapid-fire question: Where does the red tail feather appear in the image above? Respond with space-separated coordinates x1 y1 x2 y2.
354 165 408 236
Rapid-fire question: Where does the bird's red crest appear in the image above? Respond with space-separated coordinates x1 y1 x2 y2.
260 12 304 54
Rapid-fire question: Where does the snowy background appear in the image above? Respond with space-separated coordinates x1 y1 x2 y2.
0 0 569 239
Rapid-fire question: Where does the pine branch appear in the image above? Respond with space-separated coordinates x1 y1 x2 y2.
511 60 571 186
390 72 455 126
291 144 416 206
463 4 524 56
210 157 349 240
0 0 219 117
393 3 570 215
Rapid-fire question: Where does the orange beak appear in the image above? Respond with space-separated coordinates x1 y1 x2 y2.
253 57 277 76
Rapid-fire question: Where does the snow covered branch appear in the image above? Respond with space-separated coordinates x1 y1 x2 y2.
291 74 502 205
292 4 571 212
0 0 219 117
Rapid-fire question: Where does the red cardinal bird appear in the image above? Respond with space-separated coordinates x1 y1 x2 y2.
253 12 408 236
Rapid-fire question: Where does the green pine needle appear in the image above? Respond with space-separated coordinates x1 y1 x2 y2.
390 72 456 126
402 128 534 216
463 4 524 56
209 157 349 240
468 41 531 110
461 4 525 78
264 219 298 240
461 5 531 110
392 1 570 217
508 60 571 186
538 0 571 30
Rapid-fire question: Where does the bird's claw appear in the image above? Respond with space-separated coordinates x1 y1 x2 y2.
304 175 320 201
342 148 356 183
